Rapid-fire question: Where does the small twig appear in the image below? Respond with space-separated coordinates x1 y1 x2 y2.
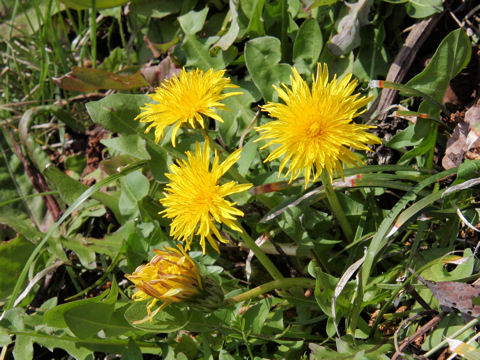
406 284 433 312
239 110 261 148
392 311 447 360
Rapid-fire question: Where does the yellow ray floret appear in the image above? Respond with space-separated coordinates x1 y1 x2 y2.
256 63 381 187
135 68 242 146
125 245 202 323
160 142 252 254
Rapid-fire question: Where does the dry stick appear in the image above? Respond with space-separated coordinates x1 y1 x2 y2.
391 311 448 360
7 130 61 221
366 12 444 123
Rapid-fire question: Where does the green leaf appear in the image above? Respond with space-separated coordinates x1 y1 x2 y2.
406 29 471 102
122 338 143 360
0 236 36 302
59 0 129 9
212 0 240 51
64 302 115 338
119 170 150 217
237 139 258 176
27 332 94 360
406 0 442 18
181 35 238 71
0 328 11 346
293 18 323 74
64 154 87 176
353 25 389 82
126 232 149 271
43 166 121 221
44 288 110 329
12 335 33 360
238 0 266 38
101 134 151 160
178 7 209 35
130 0 182 18
124 302 191 332
86 94 150 135
243 298 271 333
103 304 136 337
244 36 291 101
217 86 256 144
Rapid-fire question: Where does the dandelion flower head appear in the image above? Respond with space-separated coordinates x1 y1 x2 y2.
135 68 242 146
125 245 202 322
256 63 381 187
160 141 252 254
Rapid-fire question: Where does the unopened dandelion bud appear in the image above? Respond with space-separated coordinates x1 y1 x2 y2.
186 277 224 312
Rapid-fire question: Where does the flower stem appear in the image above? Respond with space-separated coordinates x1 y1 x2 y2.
320 171 354 242
237 224 284 281
225 277 316 304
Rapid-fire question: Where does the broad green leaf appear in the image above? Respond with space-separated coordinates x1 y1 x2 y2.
126 232 149 271
406 0 442 18
119 170 150 217
238 0 266 38
243 298 271 334
293 18 323 74
101 134 151 160
217 86 256 144
181 35 238 71
0 236 35 301
12 335 33 360
0 215 42 244
455 159 480 183
0 328 11 346
422 315 474 350
124 302 191 332
43 166 121 221
86 94 150 135
237 139 258 176
308 0 340 8
44 288 110 328
130 0 183 18
406 29 471 102
62 233 98 269
212 0 240 51
64 302 114 338
103 304 136 337
244 36 291 101
64 154 87 176
27 332 94 360
353 25 389 82
178 7 209 35
122 338 143 360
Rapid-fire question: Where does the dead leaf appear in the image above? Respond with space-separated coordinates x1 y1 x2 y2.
327 0 373 56
140 56 181 87
54 67 148 91
415 274 480 319
442 120 469 169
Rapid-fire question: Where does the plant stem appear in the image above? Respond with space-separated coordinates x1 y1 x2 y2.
90 0 97 68
422 317 480 358
225 278 316 304
320 171 354 242
237 224 284 281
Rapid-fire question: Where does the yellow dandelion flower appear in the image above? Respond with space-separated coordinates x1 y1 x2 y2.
135 68 242 146
256 63 381 187
160 141 252 254
125 245 202 322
